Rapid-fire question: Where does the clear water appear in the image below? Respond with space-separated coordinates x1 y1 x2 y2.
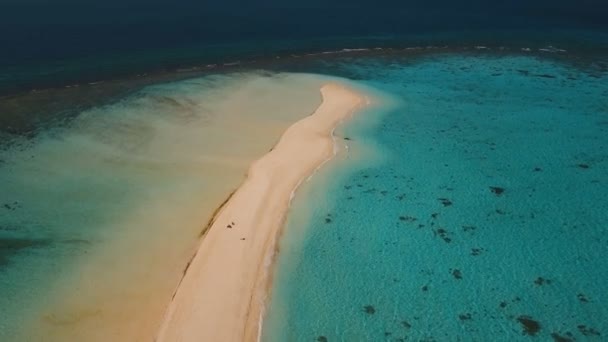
264 54 608 341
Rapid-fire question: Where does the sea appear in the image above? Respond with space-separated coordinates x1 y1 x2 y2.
1 1 607 340
263 52 608 341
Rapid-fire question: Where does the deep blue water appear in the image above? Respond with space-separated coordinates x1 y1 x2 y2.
1 0 608 95
264 54 608 341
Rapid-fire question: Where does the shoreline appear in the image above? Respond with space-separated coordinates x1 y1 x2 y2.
155 83 367 342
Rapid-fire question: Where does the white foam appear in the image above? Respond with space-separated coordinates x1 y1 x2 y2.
341 48 370 52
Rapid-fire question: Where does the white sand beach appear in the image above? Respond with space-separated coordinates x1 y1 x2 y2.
156 83 366 342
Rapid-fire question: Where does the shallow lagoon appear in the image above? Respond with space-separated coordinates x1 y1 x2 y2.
265 54 608 341
0 72 333 341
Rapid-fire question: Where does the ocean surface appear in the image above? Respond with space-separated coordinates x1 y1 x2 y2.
263 53 608 341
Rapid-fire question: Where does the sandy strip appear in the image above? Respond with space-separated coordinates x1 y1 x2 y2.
156 83 366 342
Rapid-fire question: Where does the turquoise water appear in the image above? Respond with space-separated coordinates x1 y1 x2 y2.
264 54 608 341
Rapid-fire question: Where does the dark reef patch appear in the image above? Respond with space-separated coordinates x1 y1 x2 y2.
2 201 21 211
399 215 417 223
578 324 601 336
434 228 452 243
489 186 505 196
550 332 574 342
462 225 476 232
534 277 552 286
363 305 376 315
451 269 462 280
534 73 557 79
458 313 472 321
471 248 485 256
0 238 51 266
438 198 453 207
517 315 541 336
577 293 589 303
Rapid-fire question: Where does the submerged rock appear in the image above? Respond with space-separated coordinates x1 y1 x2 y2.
578 324 601 336
550 332 574 342
534 277 552 286
458 313 472 321
517 315 541 336
399 215 417 222
363 305 376 315
451 269 462 280
438 198 453 206
435 228 452 243
489 186 505 196
462 225 476 232
471 248 484 256
535 73 557 79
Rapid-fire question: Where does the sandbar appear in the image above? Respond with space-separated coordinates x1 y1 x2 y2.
156 83 367 342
